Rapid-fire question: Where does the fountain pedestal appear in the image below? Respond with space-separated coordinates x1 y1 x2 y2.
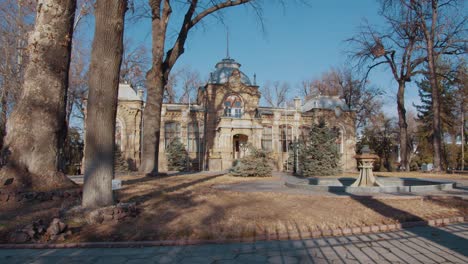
351 154 381 187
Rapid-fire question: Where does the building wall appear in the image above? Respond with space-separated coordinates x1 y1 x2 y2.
116 100 143 171
152 69 357 173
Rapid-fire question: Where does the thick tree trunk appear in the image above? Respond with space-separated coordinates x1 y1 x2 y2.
396 82 410 171
427 53 442 172
424 0 443 172
140 69 166 175
0 82 9 152
139 1 168 175
82 0 127 209
0 0 76 191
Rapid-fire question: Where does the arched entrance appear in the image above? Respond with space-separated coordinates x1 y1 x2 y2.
233 134 248 159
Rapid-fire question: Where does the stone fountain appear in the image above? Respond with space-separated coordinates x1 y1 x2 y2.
351 146 381 187
285 146 455 194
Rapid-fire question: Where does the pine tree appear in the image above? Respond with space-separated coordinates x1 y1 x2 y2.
230 146 273 177
298 120 341 176
166 139 189 171
414 68 458 167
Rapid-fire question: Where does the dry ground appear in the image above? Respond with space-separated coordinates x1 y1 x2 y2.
73 173 468 242
1 172 467 243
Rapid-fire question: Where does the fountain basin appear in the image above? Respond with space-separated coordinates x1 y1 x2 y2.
285 177 455 193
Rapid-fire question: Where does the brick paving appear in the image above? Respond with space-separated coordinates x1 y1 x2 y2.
0 223 466 263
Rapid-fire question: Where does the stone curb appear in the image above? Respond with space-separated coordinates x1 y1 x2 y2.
284 180 456 194
0 216 466 249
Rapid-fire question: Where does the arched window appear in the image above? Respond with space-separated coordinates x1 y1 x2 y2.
261 126 273 151
224 95 243 118
299 126 310 142
188 122 203 153
164 122 180 148
280 125 293 152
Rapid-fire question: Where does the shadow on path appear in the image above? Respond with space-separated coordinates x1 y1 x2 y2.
329 188 468 257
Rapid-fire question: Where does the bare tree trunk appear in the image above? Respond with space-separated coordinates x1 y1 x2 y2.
422 0 443 172
138 0 254 175
82 0 127 208
397 81 410 171
427 53 442 171
140 69 166 175
139 0 169 175
0 0 76 191
0 82 9 151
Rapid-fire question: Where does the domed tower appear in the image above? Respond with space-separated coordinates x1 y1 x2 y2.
198 56 262 171
208 57 253 85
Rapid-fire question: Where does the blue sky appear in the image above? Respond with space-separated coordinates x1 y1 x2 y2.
119 0 423 116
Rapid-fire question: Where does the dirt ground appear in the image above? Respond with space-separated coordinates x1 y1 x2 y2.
1 172 467 243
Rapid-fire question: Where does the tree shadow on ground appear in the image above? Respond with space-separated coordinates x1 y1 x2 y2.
76 172 232 243
11 172 467 263
121 171 217 186
329 188 468 257
122 172 225 205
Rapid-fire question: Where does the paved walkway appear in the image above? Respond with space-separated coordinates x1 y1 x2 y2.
1 223 467 263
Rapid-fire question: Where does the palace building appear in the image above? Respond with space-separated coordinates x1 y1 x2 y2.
115 56 357 172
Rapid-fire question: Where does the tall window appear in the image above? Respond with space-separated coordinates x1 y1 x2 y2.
262 126 273 151
280 125 293 152
224 95 243 118
335 128 344 154
299 126 310 142
164 122 180 148
188 122 203 153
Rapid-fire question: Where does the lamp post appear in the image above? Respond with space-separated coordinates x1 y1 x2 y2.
462 107 465 171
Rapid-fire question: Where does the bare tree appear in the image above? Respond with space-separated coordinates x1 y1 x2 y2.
66 0 93 128
310 71 342 97
0 0 77 190
82 0 127 208
302 67 384 129
164 72 177 104
139 0 263 175
120 39 151 87
299 79 313 98
402 0 467 171
0 0 35 150
455 63 467 170
176 66 202 103
261 81 290 107
67 39 90 128
348 1 426 171
406 110 419 166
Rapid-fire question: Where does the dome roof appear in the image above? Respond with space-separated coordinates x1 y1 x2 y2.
118 83 144 101
302 95 350 112
209 57 252 85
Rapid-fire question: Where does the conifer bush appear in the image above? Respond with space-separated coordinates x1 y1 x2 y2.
298 120 342 176
166 138 189 171
230 145 273 177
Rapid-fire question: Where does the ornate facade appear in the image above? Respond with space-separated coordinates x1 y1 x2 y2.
115 83 144 171
117 57 357 172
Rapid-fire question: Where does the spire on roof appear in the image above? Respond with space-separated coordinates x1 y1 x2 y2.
226 30 230 59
